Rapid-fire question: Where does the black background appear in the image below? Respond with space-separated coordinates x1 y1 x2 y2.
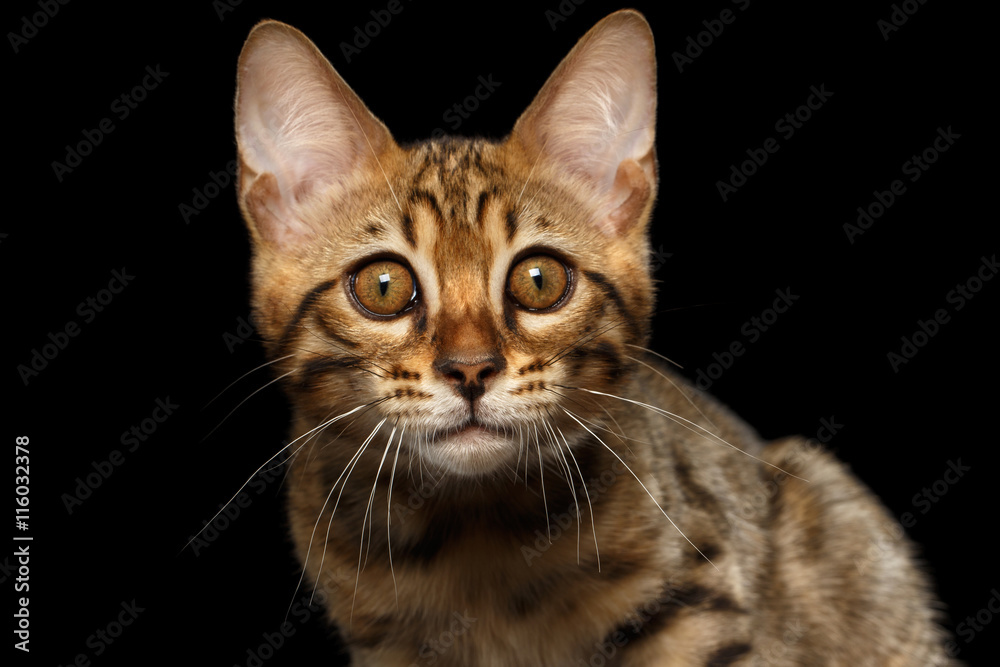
6 0 995 665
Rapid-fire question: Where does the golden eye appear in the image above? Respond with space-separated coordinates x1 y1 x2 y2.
508 255 570 310
352 260 415 316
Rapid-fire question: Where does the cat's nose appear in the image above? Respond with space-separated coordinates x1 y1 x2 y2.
434 356 506 403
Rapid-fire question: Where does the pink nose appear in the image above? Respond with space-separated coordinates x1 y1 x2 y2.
434 356 505 402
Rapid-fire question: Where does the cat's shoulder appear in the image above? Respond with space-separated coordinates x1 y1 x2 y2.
758 436 958 663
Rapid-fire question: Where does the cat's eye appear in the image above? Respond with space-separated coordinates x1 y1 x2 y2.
351 260 416 316
508 255 570 311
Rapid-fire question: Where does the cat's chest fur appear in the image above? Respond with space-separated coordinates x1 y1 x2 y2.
233 10 956 666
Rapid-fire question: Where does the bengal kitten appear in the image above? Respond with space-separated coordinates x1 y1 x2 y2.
232 10 956 666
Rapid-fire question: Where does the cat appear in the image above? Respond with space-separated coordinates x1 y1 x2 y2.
232 10 957 666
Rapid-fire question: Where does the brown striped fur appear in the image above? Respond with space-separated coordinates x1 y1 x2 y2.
233 11 956 666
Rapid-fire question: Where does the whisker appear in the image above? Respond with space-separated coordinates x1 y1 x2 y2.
623 343 683 369
182 400 380 554
200 369 296 442
337 85 402 213
543 420 581 564
561 407 719 571
560 386 806 482
534 422 551 542
292 416 386 618
203 353 296 409
352 420 399 623
386 424 405 610
515 135 550 207
543 386 641 451
524 423 531 487
556 424 600 570
543 318 626 369
293 323 394 379
623 353 719 432
309 416 390 607
514 422 525 482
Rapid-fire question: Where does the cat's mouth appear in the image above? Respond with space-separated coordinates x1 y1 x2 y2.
421 418 515 476
429 418 501 444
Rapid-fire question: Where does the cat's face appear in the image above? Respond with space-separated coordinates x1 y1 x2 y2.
235 12 657 477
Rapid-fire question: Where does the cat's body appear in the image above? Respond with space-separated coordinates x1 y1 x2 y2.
233 11 956 666
285 357 949 666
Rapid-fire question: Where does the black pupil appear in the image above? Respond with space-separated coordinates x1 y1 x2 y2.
379 272 391 296
530 267 543 290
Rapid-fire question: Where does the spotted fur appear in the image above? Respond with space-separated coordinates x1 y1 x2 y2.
233 11 956 666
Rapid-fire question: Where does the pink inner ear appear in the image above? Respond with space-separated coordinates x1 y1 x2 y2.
242 171 315 248
602 158 653 235
237 34 358 202
511 11 657 233
235 21 395 248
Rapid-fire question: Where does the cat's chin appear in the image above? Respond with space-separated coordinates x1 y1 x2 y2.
420 424 516 478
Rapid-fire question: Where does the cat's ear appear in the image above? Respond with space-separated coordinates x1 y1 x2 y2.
510 10 657 235
235 21 395 249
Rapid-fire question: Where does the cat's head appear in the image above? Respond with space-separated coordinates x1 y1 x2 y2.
234 11 657 477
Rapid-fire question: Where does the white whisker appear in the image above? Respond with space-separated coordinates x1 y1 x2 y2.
623 352 719 432
201 369 296 442
338 87 402 213
556 424 601 571
386 424 405 609
544 420 581 563
294 416 387 616
561 386 806 482
183 401 378 554
561 407 719 571
203 353 296 409
352 420 399 623
534 422 551 541
624 343 683 369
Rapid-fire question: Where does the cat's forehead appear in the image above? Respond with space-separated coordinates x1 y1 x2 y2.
406 138 490 181
401 138 514 210
393 138 581 244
